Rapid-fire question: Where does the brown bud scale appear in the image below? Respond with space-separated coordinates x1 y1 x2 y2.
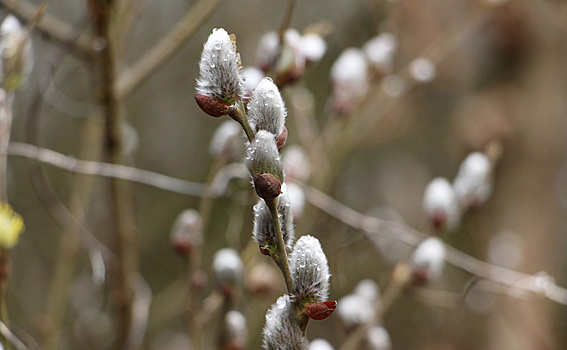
253 173 281 200
195 94 231 117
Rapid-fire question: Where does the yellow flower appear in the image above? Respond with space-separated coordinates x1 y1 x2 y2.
0 202 24 249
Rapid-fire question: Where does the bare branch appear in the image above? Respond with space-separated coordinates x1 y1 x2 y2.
116 0 224 98
0 0 94 59
7 142 207 197
300 183 567 305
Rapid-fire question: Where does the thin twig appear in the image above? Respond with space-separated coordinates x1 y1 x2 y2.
278 0 298 43
300 183 567 305
0 0 94 59
116 0 224 98
6 142 207 197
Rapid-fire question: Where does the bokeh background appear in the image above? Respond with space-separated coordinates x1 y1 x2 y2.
3 0 567 349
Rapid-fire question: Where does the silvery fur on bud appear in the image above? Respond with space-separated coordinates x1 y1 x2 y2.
262 295 308 350
411 237 446 284
224 310 248 348
253 190 295 251
337 293 375 329
0 15 33 91
212 248 244 288
362 33 397 74
309 339 334 350
245 130 284 181
453 152 493 208
209 120 243 160
248 77 287 136
353 279 380 304
330 48 369 113
422 177 461 230
366 326 392 350
170 209 203 254
196 28 244 103
289 235 330 304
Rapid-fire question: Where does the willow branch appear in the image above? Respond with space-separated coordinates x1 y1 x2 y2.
7 142 207 197
0 0 94 59
116 0 224 98
300 183 567 305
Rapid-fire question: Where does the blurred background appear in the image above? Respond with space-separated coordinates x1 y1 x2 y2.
3 0 567 349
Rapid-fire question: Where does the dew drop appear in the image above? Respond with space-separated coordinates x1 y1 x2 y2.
266 89 275 98
210 63 216 69
276 298 287 309
214 41 222 50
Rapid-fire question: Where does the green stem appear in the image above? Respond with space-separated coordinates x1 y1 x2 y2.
229 102 255 142
265 199 294 296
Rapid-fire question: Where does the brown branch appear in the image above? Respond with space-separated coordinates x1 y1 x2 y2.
116 0 224 98
300 183 567 305
7 142 207 196
0 0 94 59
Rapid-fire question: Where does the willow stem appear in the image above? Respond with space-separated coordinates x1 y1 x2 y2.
0 250 11 350
265 198 294 296
229 102 255 142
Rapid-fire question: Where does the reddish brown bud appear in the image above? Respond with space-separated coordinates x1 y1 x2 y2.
195 94 231 117
305 300 337 320
276 126 288 151
253 173 281 200
259 245 271 256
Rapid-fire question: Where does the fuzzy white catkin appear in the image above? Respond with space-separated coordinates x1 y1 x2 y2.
245 130 284 180
289 235 330 303
337 293 375 328
422 177 461 230
248 77 287 136
0 15 33 90
309 339 334 350
411 237 446 282
241 66 264 94
453 152 493 208
225 310 248 346
408 57 436 83
209 120 242 159
362 33 397 73
252 190 295 250
196 28 244 102
353 279 380 304
170 209 203 247
262 295 308 350
330 48 369 111
284 182 306 219
255 31 280 71
282 145 311 182
212 248 244 287
366 326 392 350
299 34 327 62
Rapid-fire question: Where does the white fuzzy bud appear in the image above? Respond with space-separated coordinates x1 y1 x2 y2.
170 209 203 255
289 235 330 304
330 48 369 113
0 15 33 91
224 310 248 348
453 152 493 208
241 66 265 95
362 33 397 73
196 28 243 102
411 237 446 284
255 31 280 71
283 145 311 182
252 191 295 252
409 57 436 83
309 339 334 350
248 77 287 136
422 177 461 230
337 293 374 329
245 130 284 181
299 34 326 63
209 120 243 159
213 248 244 289
284 182 306 219
262 295 308 350
366 326 392 350
353 279 380 304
